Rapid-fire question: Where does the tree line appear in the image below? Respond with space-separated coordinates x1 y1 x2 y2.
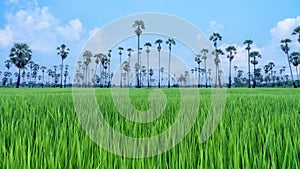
1 20 300 88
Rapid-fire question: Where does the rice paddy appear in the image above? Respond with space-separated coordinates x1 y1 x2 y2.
0 88 299 168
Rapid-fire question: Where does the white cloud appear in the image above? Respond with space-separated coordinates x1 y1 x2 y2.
261 16 300 70
57 19 84 42
208 21 224 33
0 3 85 53
270 16 300 42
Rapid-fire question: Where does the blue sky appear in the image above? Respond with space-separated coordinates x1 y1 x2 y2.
0 0 300 82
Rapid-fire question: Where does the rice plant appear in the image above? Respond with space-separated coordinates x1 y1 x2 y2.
0 88 299 168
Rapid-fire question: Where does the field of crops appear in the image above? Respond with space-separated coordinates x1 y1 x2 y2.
0 88 299 168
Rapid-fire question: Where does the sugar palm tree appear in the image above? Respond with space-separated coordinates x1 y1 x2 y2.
64 65 69 87
212 49 224 87
144 42 152 88
290 52 300 87
107 50 112 87
233 66 238 77
94 53 105 86
46 68 53 85
209 32 222 49
32 63 40 86
4 60 12 72
292 26 300 44
123 61 130 87
127 48 134 65
250 51 261 88
243 39 253 88
264 64 271 86
281 38 297 88
268 62 275 86
200 49 209 88
118 47 124 88
132 20 145 88
208 68 212 86
225 46 237 88
166 38 176 88
279 66 286 86
195 54 202 88
209 32 223 88
149 68 154 87
40 66 47 88
9 43 32 88
127 48 134 87
57 44 70 88
155 39 163 88
82 50 93 87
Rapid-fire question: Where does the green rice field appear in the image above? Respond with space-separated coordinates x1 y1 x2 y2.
0 88 299 168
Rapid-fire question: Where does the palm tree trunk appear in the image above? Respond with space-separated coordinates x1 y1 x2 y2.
168 48 171 88
215 65 218 88
229 61 232 88
147 52 150 88
108 62 111 88
16 68 21 88
61 59 63 88
127 71 130 87
296 66 299 87
120 54 122 88
161 71 164 87
158 51 161 88
42 72 44 88
253 63 256 88
137 35 140 88
204 59 207 88
248 50 251 88
198 64 200 88
286 53 297 88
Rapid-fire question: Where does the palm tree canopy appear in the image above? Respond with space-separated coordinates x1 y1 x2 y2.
4 60 12 69
155 39 163 44
127 48 134 52
9 43 32 69
243 39 253 45
122 61 130 72
94 53 105 59
226 46 237 61
200 49 209 60
281 38 292 44
292 26 300 34
209 32 222 48
144 42 152 47
166 38 176 47
290 52 300 66
40 66 47 72
213 49 224 56
267 62 275 71
82 50 93 64
243 39 253 50
249 51 261 58
226 46 237 53
292 26 300 43
57 44 70 61
201 48 209 54
290 51 300 58
132 20 145 29
280 39 292 54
